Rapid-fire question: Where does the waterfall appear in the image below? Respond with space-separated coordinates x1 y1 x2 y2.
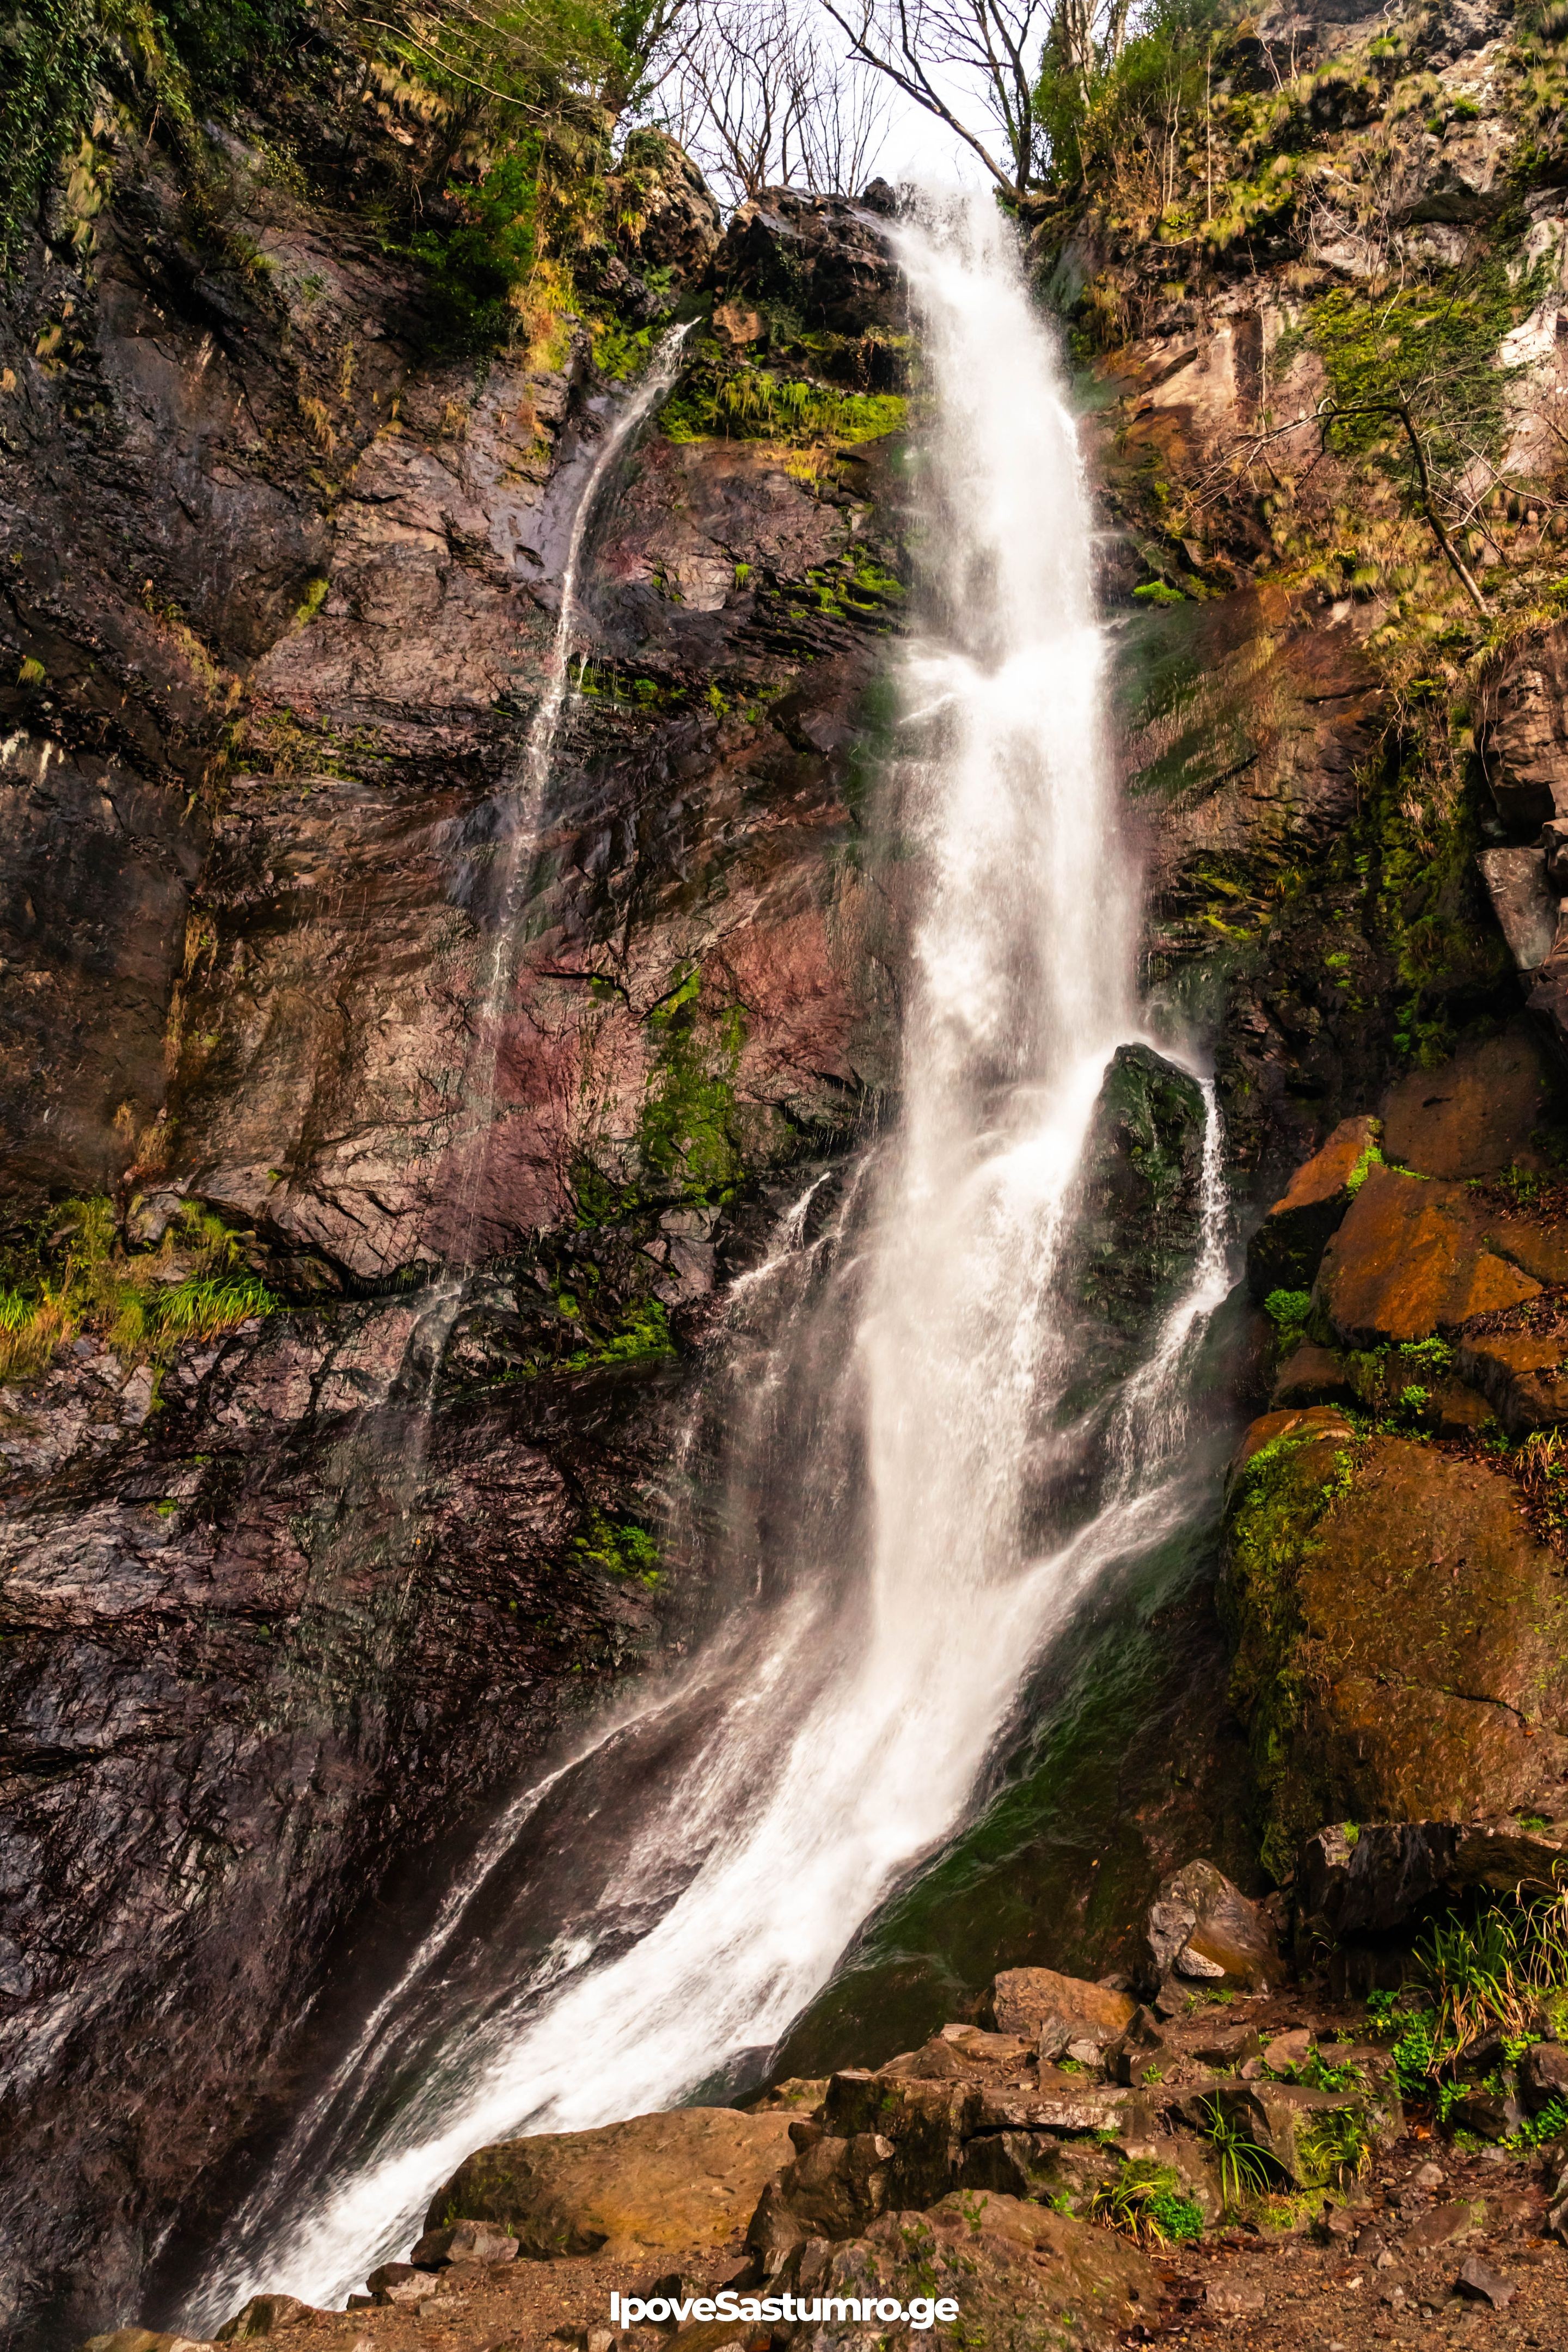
444 321 691 1269
180 193 1231 2330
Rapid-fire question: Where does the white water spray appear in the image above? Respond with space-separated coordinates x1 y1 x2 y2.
184 196 1230 2328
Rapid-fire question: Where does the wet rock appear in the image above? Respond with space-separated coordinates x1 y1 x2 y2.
1456 2253 1516 2307
710 189 903 339
1314 1163 1540 1346
1447 2084 1525 2139
1477 620 1568 833
408 2220 519 2268
1245 1114 1381 1299
430 2108 797 2259
1145 1859 1276 1990
1066 1042 1208 1341
984 1964 1135 2045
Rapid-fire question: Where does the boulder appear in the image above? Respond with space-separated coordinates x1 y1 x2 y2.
407 2219 518 2268
1380 1028 1559 1179
1224 1431 1568 1866
1297 1820 1568 1948
1145 1859 1276 1991
427 2106 797 2259
80 2338 216 2352
709 189 903 338
213 2303 319 2343
1185 2079 1395 2186
1246 1114 1381 1300
1314 1164 1540 1346
1458 1290 1568 1433
985 1965 1135 2047
1521 2042 1568 2112
1477 848 1559 976
1065 1043 1208 1340
1270 1339 1356 1408
613 131 721 284
769 2192 1159 2351
1477 621 1568 832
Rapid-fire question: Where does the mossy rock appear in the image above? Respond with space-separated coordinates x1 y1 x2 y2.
1064 1042 1208 1342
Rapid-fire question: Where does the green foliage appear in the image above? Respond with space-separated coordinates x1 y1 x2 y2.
662 361 908 450
572 1505 661 1586
1037 0 1228 202
1310 260 1536 471
559 1297 674 1371
1298 2105 1371 2187
1344 1140 1383 1195
1090 2158 1204 2245
1263 1288 1313 1344
1133 580 1186 604
1367 1895 1568 2115
1198 2099 1278 2206
0 0 304 266
1508 2094 1568 2149
0 1194 274 1386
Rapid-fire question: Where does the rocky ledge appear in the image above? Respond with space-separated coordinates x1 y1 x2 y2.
95 1838 1568 2352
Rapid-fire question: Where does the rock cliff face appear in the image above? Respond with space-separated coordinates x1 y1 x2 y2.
0 105 909 2349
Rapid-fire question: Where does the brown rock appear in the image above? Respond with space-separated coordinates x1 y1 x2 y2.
1458 1291 1568 1433
427 2108 797 2258
81 2338 216 2352
1405 2200 1473 2250
1270 1340 1355 1409
1456 2254 1516 2307
1315 1165 1540 1346
1206 2276 1266 2316
1477 620 1568 831
408 2220 518 2267
1224 1433 1568 1859
1246 1115 1382 1300
986 1966 1136 2045
1381 1028 1559 1179
213 2302 320 2343
1147 1859 1276 1991
1264 2028 1313 2071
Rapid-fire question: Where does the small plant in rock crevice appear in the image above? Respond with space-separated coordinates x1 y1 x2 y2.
1090 2158 1204 2245
0 1195 275 1388
1198 2099 1279 2207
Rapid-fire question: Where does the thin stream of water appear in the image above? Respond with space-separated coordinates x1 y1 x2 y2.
181 194 1233 2329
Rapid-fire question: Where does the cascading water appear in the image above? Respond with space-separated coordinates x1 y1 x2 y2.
181 192 1233 2330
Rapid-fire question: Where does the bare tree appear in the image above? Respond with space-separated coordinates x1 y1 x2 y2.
665 0 889 206
815 0 1051 197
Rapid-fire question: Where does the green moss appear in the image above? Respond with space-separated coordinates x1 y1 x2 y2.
1220 1428 1361 1879
572 1505 661 1587
1309 259 1538 470
662 360 906 449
